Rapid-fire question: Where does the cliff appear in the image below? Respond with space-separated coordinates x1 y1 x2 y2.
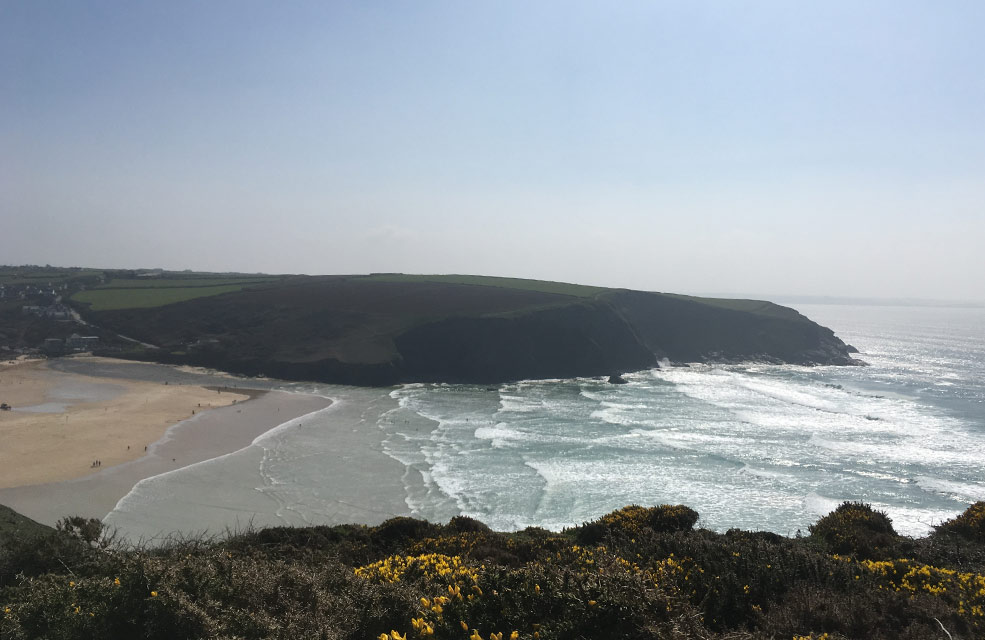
81 274 862 385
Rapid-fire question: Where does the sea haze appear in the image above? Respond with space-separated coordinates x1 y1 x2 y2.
106 304 985 539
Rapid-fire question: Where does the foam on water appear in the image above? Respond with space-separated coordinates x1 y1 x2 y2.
104 304 985 541
915 476 985 503
377 305 985 536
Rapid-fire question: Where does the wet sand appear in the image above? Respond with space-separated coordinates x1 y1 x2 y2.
0 388 332 527
103 386 412 542
0 357 417 541
0 358 250 488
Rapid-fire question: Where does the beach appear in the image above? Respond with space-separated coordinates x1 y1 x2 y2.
0 358 326 526
0 357 250 488
102 385 413 541
0 357 412 540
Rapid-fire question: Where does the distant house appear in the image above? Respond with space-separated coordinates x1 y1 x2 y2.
22 304 71 320
65 334 99 351
43 305 71 321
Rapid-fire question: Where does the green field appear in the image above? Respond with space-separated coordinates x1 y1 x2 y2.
95 277 278 289
661 293 804 320
359 273 606 298
0 269 102 285
72 284 252 311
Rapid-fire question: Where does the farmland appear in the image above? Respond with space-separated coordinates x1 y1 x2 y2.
72 284 260 311
93 277 278 289
70 275 283 311
358 274 607 298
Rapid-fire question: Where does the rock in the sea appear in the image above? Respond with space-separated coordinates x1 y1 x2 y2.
608 374 629 384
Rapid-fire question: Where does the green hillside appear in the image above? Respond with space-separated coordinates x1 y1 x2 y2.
359 274 607 298
75 272 860 385
0 265 860 383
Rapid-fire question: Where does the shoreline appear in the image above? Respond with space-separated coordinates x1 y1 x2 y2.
103 385 413 542
0 356 334 527
0 389 332 527
0 357 418 541
0 357 252 488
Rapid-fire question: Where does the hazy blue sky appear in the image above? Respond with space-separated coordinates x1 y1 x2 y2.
3 1 983 301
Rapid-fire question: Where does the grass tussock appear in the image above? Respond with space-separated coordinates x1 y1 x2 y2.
2 503 985 639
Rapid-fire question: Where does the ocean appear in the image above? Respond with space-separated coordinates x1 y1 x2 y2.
105 303 985 539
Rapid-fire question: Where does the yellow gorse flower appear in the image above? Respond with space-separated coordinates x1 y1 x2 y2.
354 553 478 585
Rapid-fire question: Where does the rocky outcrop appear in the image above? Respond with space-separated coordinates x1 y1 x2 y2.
604 291 863 367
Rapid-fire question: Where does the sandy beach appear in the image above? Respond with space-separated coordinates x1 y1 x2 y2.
0 358 251 488
0 357 415 540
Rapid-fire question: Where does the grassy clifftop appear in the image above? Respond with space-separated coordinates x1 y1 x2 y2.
2 502 983 639
75 273 860 385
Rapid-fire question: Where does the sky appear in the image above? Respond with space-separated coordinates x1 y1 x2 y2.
3 1 984 302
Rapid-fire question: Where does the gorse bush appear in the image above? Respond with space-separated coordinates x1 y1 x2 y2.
2 502 984 639
573 504 699 545
934 501 985 544
808 502 900 559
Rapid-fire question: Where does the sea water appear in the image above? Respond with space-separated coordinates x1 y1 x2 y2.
106 303 985 539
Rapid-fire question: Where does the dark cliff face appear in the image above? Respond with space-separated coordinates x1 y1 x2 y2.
393 302 656 383
388 293 860 384
605 291 861 366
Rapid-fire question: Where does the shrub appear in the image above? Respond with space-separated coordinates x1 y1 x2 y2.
373 517 439 546
574 505 699 544
0 529 93 589
446 515 492 534
934 502 985 544
808 502 899 559
4 504 985 640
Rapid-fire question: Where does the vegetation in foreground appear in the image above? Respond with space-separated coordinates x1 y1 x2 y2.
3 502 985 640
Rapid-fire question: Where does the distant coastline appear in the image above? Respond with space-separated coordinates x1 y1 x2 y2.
772 295 985 309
